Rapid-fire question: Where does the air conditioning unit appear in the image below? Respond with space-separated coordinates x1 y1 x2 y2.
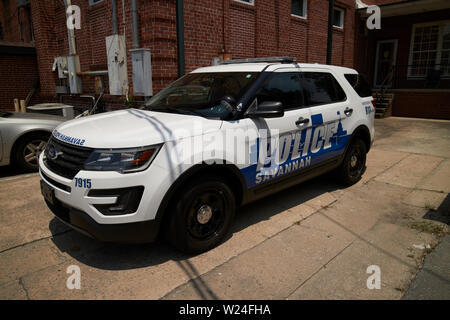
27 103 75 119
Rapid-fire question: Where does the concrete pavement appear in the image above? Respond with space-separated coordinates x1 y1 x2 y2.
0 117 449 299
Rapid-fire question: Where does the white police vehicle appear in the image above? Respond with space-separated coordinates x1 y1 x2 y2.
39 57 375 253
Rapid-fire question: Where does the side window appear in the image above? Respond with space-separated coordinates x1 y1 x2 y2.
344 74 373 97
300 72 346 106
255 72 304 110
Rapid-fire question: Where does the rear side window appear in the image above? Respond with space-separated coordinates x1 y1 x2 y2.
300 72 346 106
344 74 372 97
256 72 305 110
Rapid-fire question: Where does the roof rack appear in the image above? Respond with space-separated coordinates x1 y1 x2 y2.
219 57 296 65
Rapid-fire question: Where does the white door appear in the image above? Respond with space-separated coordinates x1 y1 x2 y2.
242 68 312 188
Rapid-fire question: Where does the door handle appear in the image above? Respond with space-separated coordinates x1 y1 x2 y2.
344 107 353 117
295 117 310 126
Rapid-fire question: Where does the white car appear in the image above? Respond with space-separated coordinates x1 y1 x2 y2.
39 57 375 253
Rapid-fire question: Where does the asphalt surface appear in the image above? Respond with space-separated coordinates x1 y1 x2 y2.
403 235 450 300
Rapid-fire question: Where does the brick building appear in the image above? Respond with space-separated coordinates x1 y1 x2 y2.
0 0 356 112
355 0 450 119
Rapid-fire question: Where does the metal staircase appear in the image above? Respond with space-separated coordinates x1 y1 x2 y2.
374 92 394 118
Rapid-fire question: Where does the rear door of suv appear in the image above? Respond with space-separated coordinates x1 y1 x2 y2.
299 67 353 166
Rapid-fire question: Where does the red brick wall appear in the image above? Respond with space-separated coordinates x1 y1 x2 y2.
0 54 40 112
25 0 356 109
392 92 450 120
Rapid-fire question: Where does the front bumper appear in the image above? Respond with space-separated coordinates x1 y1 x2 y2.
44 196 159 243
38 151 172 242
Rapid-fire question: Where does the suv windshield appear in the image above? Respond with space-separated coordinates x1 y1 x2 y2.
144 72 259 119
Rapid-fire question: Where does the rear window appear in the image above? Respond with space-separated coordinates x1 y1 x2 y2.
344 74 372 98
300 72 346 106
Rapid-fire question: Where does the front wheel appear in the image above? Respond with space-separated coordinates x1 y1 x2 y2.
14 133 49 172
167 176 236 254
335 139 367 186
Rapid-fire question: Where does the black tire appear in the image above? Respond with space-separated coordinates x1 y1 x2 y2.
14 133 49 172
167 175 236 254
335 138 367 186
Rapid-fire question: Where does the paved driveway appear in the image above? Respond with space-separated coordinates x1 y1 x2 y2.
0 117 449 299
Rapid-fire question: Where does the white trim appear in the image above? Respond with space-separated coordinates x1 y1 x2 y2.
373 39 398 88
232 0 255 6
291 0 308 19
333 7 345 29
407 20 450 79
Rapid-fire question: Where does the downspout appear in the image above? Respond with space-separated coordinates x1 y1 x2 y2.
326 0 334 65
111 0 118 35
131 0 139 48
176 0 185 77
64 0 77 55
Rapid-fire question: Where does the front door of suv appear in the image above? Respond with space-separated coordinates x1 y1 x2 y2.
242 69 312 189
299 68 352 167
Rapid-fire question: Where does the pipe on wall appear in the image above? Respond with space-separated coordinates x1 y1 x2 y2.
63 0 77 55
131 0 140 48
111 0 118 35
326 0 335 65
176 0 185 77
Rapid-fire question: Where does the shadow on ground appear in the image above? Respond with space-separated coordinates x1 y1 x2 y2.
0 165 33 179
49 173 343 271
423 193 450 225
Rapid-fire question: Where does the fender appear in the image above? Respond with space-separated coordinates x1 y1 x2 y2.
154 161 247 238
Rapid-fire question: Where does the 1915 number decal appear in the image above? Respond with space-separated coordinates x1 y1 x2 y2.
74 178 92 189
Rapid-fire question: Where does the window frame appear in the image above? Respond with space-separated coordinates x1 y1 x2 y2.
300 71 347 108
232 0 255 6
407 20 450 79
89 0 104 6
291 0 308 20
254 71 306 111
332 7 345 29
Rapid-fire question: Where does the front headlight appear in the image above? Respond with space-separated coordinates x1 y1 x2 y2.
84 144 162 173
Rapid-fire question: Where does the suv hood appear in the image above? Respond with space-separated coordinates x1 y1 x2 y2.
52 109 222 149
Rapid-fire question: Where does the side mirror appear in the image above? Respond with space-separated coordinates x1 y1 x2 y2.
247 101 284 118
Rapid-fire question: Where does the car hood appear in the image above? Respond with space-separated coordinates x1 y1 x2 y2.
52 108 223 148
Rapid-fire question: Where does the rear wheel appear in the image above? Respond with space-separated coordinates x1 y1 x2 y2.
14 133 49 172
167 175 236 254
335 139 367 186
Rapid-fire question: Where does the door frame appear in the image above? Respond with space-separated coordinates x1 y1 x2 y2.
373 39 398 88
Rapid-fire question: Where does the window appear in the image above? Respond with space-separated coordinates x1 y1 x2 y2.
300 72 346 106
145 72 258 119
291 0 307 18
333 8 344 28
89 0 104 6
233 0 254 5
409 21 450 78
256 73 304 110
344 74 372 98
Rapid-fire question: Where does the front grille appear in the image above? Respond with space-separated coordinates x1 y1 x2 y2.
44 136 92 179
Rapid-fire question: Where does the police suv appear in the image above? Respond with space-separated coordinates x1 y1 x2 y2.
39 57 375 253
